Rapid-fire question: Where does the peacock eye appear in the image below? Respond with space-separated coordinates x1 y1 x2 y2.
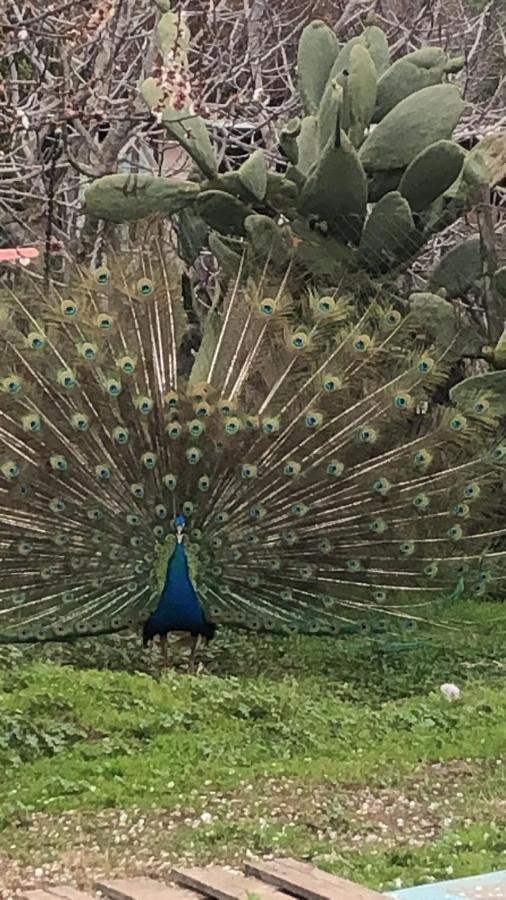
95 465 111 479
167 422 182 439
130 483 145 498
57 369 76 389
464 482 480 498
118 357 136 373
182 501 193 516
198 476 210 491
162 474 177 490
250 504 266 520
155 504 168 519
490 444 505 461
1 461 20 479
81 343 98 360
384 310 401 327
104 378 122 396
137 278 154 296
215 512 229 524
97 314 112 329
186 447 202 465
27 331 45 350
450 416 467 431
318 298 334 314
241 464 257 479
291 333 307 349
259 300 275 315
189 420 205 437
62 302 78 316
113 427 129 444
141 452 157 469
448 524 463 540
359 427 377 443
71 413 90 431
136 396 153 414
305 413 321 428
474 400 489 414
353 335 371 352
327 461 344 476
225 418 241 435
417 357 434 374
94 266 110 284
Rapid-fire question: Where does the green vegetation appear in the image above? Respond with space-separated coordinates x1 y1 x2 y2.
0 602 505 894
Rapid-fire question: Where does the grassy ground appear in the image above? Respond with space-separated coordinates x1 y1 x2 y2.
1 603 506 898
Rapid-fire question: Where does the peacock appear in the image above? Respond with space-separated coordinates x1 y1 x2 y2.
0 236 505 669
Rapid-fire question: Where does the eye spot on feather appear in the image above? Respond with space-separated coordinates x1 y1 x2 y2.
261 416 280 434
449 415 467 432
130 482 145 498
473 399 490 414
326 460 344 477
291 502 309 517
346 558 363 572
2 375 22 394
49 498 65 513
359 427 378 444
259 299 277 315
290 330 309 350
305 411 323 428
413 449 433 468
70 413 90 431
417 356 434 374
137 277 154 296
61 301 78 317
186 447 202 465
113 426 129 445
182 501 194 516
162 473 177 490
399 540 415 556
95 465 111 480
214 511 229 524
96 314 113 330
424 562 439 578
413 493 430 510
447 524 463 541
103 377 122 396
1 461 21 480
353 334 372 352
27 332 45 350
369 517 387 533
464 481 481 499
127 514 141 526
250 504 266 521
141 452 157 469
57 369 76 389
382 310 402 329
283 460 301 476
166 421 182 439
241 464 258 479
322 374 342 392
50 454 68 472
453 502 470 518
94 266 110 284
22 414 41 433
198 475 210 491
224 417 242 435
372 477 392 495
490 444 505 461
373 589 387 602
135 395 153 414
393 392 413 410
188 420 205 437
117 356 136 374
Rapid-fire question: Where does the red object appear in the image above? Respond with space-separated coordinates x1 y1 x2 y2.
0 247 39 261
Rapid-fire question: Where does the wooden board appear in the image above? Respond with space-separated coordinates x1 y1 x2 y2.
172 866 288 900
95 878 196 900
245 859 385 900
21 892 92 900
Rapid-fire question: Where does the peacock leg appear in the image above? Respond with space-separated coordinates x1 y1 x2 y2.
188 635 199 673
159 634 170 669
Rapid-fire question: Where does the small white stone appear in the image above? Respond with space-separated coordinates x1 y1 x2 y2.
200 811 212 824
440 682 460 701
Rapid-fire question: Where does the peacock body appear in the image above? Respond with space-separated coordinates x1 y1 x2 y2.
0 239 505 650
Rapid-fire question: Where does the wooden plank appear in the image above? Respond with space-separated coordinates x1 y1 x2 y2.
173 866 288 900
245 859 385 900
95 878 196 900
50 889 94 900
20 893 67 900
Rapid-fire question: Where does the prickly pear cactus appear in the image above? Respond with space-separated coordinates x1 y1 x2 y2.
84 12 491 282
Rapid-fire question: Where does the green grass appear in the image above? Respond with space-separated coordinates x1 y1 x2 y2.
0 604 505 894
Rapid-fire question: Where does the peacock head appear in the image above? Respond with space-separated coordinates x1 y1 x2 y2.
175 514 187 542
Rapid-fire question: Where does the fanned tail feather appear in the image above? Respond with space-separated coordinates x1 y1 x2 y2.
0 240 504 643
